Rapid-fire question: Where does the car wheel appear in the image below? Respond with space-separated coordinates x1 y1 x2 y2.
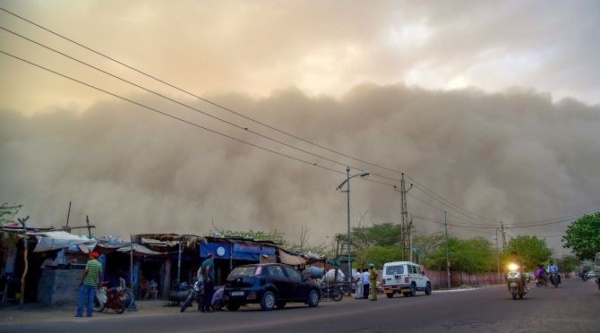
386 293 393 298
425 283 432 295
226 303 240 311
276 301 286 309
260 291 276 311
409 284 416 297
307 289 320 307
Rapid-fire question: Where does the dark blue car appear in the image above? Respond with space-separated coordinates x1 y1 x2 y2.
223 263 321 311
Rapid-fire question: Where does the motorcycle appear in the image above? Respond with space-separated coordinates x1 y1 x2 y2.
549 272 560 288
93 281 131 314
506 263 527 300
319 282 343 301
536 271 548 287
180 279 203 313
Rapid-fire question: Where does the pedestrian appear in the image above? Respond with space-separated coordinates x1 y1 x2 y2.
368 263 379 301
201 253 215 313
196 264 205 311
354 268 363 299
76 252 102 317
361 267 370 300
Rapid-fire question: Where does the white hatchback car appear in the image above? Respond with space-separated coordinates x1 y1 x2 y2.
381 261 432 298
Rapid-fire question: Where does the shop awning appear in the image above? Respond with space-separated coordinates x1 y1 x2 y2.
32 231 97 253
117 243 165 256
278 250 306 266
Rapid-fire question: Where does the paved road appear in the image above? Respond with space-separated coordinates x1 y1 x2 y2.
1 278 598 333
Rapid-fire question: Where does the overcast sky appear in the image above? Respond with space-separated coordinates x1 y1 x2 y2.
1 1 599 255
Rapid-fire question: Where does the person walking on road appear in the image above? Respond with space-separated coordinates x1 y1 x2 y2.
368 263 379 301
362 267 370 300
76 252 102 317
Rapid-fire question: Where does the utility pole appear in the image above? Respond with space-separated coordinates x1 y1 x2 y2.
444 210 450 289
395 173 412 261
409 215 414 262
495 228 500 282
500 221 507 249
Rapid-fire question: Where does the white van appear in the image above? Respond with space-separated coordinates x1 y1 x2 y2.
381 261 432 298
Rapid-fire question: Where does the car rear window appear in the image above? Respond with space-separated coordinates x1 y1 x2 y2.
385 265 404 275
228 266 258 278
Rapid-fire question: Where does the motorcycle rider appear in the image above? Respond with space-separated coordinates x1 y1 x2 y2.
534 264 547 286
548 261 561 284
510 251 528 291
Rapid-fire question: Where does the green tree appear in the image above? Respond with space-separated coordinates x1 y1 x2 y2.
412 232 446 266
348 222 402 268
503 235 552 270
556 254 581 273
359 246 402 270
0 203 22 225
424 237 495 274
562 212 600 260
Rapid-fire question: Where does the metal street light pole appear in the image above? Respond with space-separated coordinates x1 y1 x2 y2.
337 166 369 295
444 210 450 289
495 228 500 282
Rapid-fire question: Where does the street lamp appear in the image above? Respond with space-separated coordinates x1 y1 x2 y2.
336 166 369 294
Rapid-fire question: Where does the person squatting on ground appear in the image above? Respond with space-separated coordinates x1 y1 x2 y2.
201 253 215 313
362 267 370 300
212 287 224 310
368 263 379 301
76 252 102 317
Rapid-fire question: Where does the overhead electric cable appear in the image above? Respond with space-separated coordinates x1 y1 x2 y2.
0 50 347 177
0 6 507 225
0 7 403 176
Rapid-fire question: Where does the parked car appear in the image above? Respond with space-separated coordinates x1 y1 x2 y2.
381 261 432 298
223 263 321 311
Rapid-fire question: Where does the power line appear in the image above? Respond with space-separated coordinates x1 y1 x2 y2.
0 6 503 224
2 7 595 230
0 7 404 177
0 50 346 177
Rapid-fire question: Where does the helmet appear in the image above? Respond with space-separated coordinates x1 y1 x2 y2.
369 263 374 268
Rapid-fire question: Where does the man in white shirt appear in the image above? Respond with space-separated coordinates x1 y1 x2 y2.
548 261 561 284
361 268 370 300
354 268 363 299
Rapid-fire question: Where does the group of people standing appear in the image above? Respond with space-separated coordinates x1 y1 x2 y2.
353 263 379 301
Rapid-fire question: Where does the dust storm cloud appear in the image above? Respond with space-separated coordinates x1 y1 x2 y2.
1 84 599 252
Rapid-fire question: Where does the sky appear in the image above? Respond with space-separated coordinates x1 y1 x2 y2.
1 0 599 256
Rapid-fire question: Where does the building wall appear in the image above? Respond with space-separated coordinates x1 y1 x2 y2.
37 269 82 306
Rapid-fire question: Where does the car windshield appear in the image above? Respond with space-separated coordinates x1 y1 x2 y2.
228 266 258 278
